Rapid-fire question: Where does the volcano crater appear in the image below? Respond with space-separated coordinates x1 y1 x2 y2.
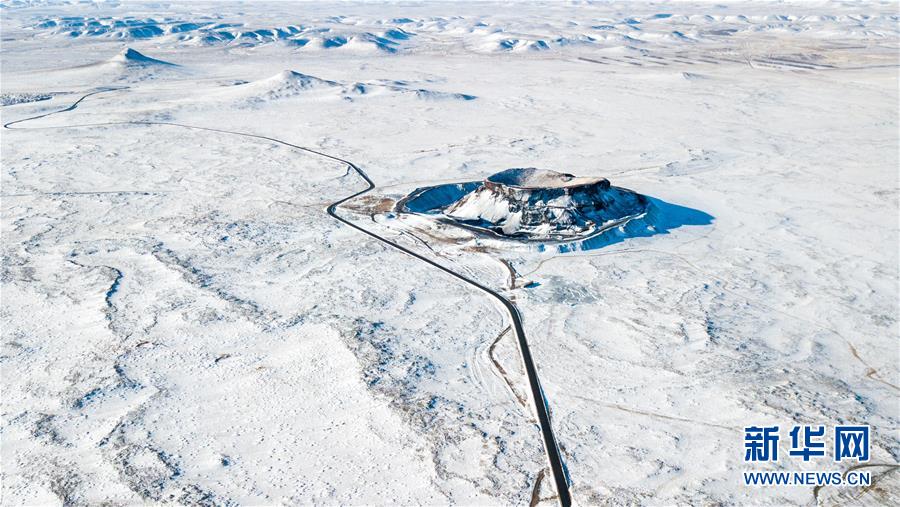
397 167 652 243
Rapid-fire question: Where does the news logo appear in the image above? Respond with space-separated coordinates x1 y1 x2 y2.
742 425 871 487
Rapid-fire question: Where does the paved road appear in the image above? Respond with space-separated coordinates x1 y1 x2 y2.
6 89 573 507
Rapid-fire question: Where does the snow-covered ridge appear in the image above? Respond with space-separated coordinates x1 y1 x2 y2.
18 8 898 54
399 168 650 241
23 15 411 52
224 69 476 104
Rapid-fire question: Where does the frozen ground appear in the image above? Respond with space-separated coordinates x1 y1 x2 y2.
1 1 898 505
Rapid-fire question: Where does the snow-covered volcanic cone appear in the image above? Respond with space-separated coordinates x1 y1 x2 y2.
398 167 651 241
108 47 176 67
245 70 340 98
73 47 182 83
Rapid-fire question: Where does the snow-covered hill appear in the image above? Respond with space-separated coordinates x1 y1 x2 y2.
108 47 176 67
219 69 475 105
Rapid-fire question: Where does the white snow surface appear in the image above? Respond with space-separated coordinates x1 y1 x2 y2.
1 1 898 505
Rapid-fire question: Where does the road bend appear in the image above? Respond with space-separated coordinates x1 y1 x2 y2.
5 89 574 507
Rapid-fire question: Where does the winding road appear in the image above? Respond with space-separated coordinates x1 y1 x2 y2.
5 87 573 507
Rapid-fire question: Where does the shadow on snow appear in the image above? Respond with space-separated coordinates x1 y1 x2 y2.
555 197 714 253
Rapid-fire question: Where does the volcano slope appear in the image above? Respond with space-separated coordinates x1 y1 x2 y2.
2 1 899 506
399 167 651 245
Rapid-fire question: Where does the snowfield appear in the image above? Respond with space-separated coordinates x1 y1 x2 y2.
1 1 898 506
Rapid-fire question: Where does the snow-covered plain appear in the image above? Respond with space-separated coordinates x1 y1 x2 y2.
1 1 898 505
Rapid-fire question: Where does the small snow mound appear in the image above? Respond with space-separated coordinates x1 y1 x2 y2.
109 48 176 66
267 70 339 89
301 33 398 53
345 33 399 53
410 88 476 101
245 70 340 99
